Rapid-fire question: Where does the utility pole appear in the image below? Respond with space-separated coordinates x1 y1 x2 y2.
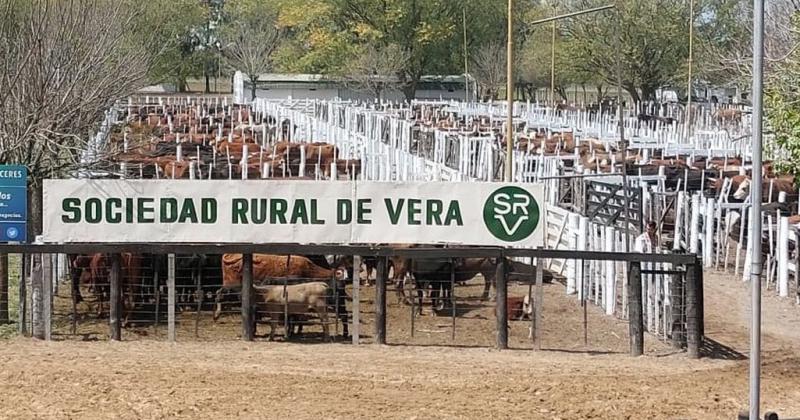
614 3 630 254
749 0 765 416
464 7 470 102
503 4 615 182
505 0 514 182
685 0 695 138
550 19 556 106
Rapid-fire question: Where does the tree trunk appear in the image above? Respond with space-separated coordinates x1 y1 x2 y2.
177 77 187 93
640 85 657 103
31 253 43 339
556 86 568 102
28 181 43 338
27 181 42 244
582 84 587 104
205 72 211 94
0 253 8 324
250 74 258 100
596 85 604 102
624 84 641 105
402 82 417 101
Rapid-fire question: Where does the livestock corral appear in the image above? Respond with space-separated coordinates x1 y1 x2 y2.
9 94 800 418
20 95 718 350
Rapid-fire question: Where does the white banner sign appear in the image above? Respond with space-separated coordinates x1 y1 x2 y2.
43 180 545 247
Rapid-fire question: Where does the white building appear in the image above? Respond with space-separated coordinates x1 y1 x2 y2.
242 73 475 102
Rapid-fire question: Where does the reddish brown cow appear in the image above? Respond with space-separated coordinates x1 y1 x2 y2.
733 177 798 202
80 253 145 322
157 159 191 179
219 254 346 290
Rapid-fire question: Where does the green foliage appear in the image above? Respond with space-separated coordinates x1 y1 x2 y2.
765 13 800 182
140 0 214 90
560 0 690 102
275 0 510 98
694 0 752 87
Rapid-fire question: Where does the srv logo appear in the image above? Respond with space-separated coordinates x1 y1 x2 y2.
483 186 540 242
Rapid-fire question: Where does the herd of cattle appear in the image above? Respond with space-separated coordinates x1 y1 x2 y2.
72 98 781 341
110 103 360 180
66 249 549 340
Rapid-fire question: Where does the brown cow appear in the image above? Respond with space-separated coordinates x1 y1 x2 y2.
79 253 144 323
213 254 347 319
733 177 798 202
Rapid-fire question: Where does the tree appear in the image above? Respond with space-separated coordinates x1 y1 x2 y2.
696 0 800 89
276 0 506 99
143 0 209 91
221 0 284 100
471 41 507 100
561 0 689 103
342 43 409 100
763 12 800 181
0 0 185 334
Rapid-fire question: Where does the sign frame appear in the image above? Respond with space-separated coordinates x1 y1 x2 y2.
0 165 27 243
42 179 546 247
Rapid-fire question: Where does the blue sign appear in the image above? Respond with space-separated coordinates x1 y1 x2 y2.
0 165 27 242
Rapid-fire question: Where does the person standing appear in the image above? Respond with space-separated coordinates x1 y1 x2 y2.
635 221 660 253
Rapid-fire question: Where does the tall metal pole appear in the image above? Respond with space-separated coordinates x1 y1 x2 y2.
505 0 514 182
685 0 695 137
550 20 557 105
614 3 631 253
501 3 615 182
463 7 470 103
749 0 765 416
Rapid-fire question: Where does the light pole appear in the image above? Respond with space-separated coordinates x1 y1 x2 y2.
505 0 515 182
749 0 765 417
685 0 695 138
503 4 615 182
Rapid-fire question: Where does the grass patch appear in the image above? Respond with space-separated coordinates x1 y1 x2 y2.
0 254 22 339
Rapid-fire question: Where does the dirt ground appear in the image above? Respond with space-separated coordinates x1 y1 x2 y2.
3 270 800 419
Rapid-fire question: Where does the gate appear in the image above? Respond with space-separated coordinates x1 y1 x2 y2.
584 180 644 233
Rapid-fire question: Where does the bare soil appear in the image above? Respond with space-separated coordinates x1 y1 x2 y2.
2 271 800 419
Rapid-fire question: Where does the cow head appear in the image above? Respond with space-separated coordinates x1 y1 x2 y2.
334 267 348 281
733 178 752 200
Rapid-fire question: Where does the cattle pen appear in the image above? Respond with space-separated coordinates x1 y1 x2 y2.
7 93 751 360
3 243 703 358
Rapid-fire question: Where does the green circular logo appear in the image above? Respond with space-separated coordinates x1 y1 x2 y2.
483 186 540 242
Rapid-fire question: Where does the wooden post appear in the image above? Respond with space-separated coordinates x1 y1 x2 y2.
241 253 254 341
698 260 704 338
352 255 361 345
375 256 387 345
534 261 544 351
495 257 508 350
42 254 52 341
670 272 686 349
153 256 160 335
450 258 456 341
628 261 644 356
109 253 122 341
194 262 203 338
31 254 43 339
18 254 27 335
0 253 10 325
795 239 800 305
686 258 702 359
167 254 176 342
